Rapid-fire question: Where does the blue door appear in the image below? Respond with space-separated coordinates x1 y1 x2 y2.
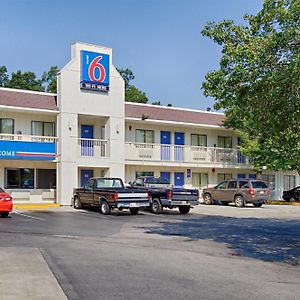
81 125 94 156
160 172 171 183
249 174 257 179
174 132 184 161
174 172 184 187
161 131 171 161
81 169 93 187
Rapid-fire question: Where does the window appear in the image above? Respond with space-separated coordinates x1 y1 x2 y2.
135 129 154 144
5 168 34 189
192 173 208 188
237 173 246 179
95 178 123 188
228 180 238 189
251 181 268 189
217 173 232 183
218 136 232 148
283 175 296 190
191 134 207 147
135 171 154 178
217 181 228 189
249 174 257 179
37 169 56 189
85 179 95 189
239 180 249 188
261 174 275 190
0 118 14 134
32 121 55 136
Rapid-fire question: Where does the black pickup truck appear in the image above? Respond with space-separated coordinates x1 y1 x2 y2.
72 177 149 215
128 176 199 214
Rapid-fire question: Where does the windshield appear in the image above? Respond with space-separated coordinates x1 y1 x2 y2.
144 177 170 184
251 181 268 189
95 179 123 188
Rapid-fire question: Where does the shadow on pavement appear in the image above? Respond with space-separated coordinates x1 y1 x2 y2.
142 215 300 265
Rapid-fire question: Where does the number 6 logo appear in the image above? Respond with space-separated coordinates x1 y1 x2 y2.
88 56 106 83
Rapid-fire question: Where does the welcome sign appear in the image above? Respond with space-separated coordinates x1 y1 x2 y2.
80 50 110 92
0 140 56 161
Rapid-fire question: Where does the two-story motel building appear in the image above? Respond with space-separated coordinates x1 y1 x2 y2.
0 42 298 205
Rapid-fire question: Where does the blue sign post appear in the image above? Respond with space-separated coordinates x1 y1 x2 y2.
0 140 56 161
81 50 110 92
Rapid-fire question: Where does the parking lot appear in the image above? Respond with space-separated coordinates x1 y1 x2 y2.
0 204 300 300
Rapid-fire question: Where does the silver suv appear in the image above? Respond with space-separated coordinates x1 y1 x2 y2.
202 179 270 207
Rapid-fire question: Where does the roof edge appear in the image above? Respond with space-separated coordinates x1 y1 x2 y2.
0 87 57 97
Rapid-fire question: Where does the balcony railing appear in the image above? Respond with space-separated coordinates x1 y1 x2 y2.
0 133 57 143
125 142 252 165
78 138 108 158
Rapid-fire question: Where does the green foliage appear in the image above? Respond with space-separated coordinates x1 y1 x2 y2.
125 86 148 104
0 66 8 86
152 101 162 105
116 68 134 90
202 0 300 174
117 67 148 103
5 70 44 92
42 66 59 93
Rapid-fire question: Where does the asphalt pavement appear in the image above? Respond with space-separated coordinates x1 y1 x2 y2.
0 204 299 300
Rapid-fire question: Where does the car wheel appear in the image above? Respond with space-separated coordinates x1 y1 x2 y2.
253 203 263 207
234 195 245 207
129 208 139 215
99 201 111 215
178 206 190 214
73 196 82 209
151 198 163 214
289 197 296 202
0 212 9 218
203 193 213 205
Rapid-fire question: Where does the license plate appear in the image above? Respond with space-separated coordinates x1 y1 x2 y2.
129 203 138 207
260 191 264 194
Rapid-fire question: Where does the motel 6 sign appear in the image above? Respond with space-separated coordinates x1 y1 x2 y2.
81 50 110 92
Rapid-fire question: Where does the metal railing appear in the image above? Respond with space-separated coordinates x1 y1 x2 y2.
125 142 252 165
78 138 108 158
0 133 58 143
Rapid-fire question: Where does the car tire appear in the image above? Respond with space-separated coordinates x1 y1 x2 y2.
203 193 213 205
253 203 263 207
99 200 111 215
73 196 82 209
129 208 139 215
151 198 163 214
289 197 296 202
178 206 190 214
234 195 245 207
0 212 9 218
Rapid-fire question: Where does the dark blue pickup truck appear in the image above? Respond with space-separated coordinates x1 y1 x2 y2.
128 176 199 214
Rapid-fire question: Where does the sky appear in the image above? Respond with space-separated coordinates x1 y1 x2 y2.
0 0 263 110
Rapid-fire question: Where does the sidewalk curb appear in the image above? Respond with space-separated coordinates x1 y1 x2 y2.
266 201 300 206
13 203 61 210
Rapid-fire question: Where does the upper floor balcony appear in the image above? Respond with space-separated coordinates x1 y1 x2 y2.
77 138 108 158
0 133 57 143
125 142 252 166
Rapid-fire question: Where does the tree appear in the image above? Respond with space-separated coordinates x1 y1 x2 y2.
0 66 8 86
117 67 148 103
125 86 148 104
5 70 44 92
42 66 59 93
152 101 162 105
201 0 300 174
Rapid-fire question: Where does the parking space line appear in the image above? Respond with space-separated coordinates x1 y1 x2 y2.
13 212 45 221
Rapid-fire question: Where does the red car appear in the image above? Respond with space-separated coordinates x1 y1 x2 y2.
0 188 13 218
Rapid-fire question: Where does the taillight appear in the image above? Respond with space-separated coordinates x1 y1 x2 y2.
113 192 118 201
248 188 255 196
167 190 172 200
